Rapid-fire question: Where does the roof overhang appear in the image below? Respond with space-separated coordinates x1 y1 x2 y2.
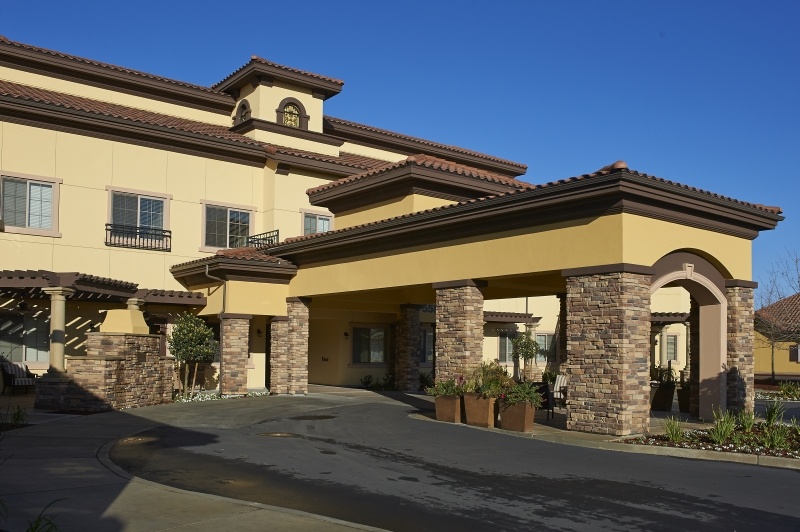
215 62 342 100
268 169 784 265
170 255 298 290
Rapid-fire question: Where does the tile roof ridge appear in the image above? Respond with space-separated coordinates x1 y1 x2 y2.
306 154 533 196
0 79 263 148
323 115 527 170
213 55 344 89
0 35 225 96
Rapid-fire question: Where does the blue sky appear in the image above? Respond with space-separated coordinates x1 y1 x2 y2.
1 1 797 291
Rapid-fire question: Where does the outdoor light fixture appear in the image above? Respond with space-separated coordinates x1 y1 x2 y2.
257 329 263 338
344 332 350 340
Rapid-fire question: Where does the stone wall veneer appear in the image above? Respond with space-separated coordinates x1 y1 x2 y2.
287 298 310 395
565 272 651 436
434 282 484 382
269 317 289 394
726 285 755 413
220 314 251 395
395 304 422 392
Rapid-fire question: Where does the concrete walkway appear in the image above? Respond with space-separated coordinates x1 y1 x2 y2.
0 388 798 530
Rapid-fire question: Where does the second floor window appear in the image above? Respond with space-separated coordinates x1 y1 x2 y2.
206 205 250 248
304 213 331 235
1 177 53 230
112 192 164 230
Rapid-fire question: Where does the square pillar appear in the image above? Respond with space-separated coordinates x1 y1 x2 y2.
557 293 568 368
269 317 289 394
395 304 423 392
220 313 251 395
287 297 310 395
433 280 484 382
726 281 756 414
564 268 652 436
689 298 700 417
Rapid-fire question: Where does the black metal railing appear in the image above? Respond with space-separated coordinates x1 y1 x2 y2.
247 229 279 249
105 224 172 252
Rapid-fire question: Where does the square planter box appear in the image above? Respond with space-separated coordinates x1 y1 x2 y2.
651 384 675 412
435 395 462 423
499 401 534 433
463 392 496 428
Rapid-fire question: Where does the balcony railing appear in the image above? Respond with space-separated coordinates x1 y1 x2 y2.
247 230 279 250
105 223 172 252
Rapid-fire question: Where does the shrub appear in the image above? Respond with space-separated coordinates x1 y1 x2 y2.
764 399 786 427
760 423 791 449
737 410 756 433
167 313 219 399
661 416 684 443
779 381 800 400
502 382 543 408
708 408 736 445
425 378 462 397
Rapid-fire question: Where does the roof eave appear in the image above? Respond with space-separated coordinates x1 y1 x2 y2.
215 63 342 99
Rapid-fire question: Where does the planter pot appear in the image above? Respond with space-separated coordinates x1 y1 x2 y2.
651 384 675 412
677 387 690 413
499 401 534 433
435 395 462 423
462 392 496 428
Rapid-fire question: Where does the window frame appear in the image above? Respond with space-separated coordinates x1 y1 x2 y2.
0 172 62 237
350 323 389 366
535 333 554 363
666 334 679 361
276 97 309 130
106 186 172 231
199 200 255 252
498 330 516 364
301 209 333 236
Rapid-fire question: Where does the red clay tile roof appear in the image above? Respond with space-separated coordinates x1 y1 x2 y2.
170 248 294 270
324 116 527 171
306 154 534 196
213 56 344 89
756 293 800 330
277 161 783 247
0 79 263 147
0 35 226 96
262 144 390 171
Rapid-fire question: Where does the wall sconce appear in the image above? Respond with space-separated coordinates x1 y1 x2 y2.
344 332 350 340
256 329 263 338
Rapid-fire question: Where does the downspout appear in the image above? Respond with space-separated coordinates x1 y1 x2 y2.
205 265 226 396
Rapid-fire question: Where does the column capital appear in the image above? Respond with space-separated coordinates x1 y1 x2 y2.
126 297 146 310
42 287 76 298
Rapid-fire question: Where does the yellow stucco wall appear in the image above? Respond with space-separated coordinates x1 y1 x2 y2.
755 331 800 377
338 141 406 163
0 65 231 126
289 214 751 298
336 194 457 229
197 281 289 317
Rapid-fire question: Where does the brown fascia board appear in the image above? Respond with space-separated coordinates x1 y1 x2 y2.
136 290 207 306
0 95 267 167
215 63 342 100
268 151 363 178
268 171 784 265
0 43 234 115
231 118 344 146
308 165 521 212
322 118 527 178
170 257 297 289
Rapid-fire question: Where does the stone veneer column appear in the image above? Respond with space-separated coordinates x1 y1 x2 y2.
726 281 756 414
220 314 251 395
269 316 290 394
564 269 651 436
433 280 484 382
41 287 75 376
395 304 423 392
689 298 700 418
287 297 310 395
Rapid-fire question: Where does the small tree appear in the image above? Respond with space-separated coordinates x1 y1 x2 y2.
757 250 800 382
512 329 539 381
167 313 219 398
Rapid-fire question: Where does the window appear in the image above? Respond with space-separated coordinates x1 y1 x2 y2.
352 326 387 364
283 103 300 128
304 213 331 235
0 314 49 364
666 334 678 361
420 327 434 363
535 333 554 363
106 190 170 251
234 100 251 125
205 205 251 248
498 331 515 363
1 177 53 230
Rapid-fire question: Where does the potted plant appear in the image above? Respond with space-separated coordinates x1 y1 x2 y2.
512 329 540 382
677 372 691 413
499 381 543 432
650 362 677 412
425 377 463 423
462 362 513 428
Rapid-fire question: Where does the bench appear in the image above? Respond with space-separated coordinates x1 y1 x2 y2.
1 361 37 395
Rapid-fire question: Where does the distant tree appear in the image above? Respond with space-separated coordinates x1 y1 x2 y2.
756 250 800 382
167 314 218 398
512 328 539 381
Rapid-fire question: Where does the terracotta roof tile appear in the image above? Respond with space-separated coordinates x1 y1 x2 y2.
0 79 263 147
324 116 527 171
278 161 783 247
307 154 534 196
263 143 390 171
756 293 800 330
213 56 343 89
215 247 289 263
0 35 225 96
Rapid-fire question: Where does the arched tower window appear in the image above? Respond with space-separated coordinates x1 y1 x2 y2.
233 100 252 125
283 103 300 128
276 97 309 130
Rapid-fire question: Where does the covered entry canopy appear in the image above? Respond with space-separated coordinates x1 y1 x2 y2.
173 161 783 436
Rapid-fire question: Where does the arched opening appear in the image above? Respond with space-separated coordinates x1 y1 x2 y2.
651 251 729 420
275 97 309 130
